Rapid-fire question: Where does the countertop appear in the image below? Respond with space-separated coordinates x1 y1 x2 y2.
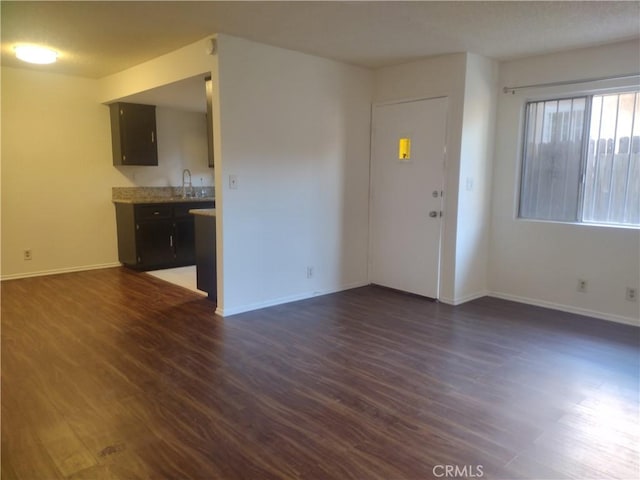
189 208 216 217
112 186 215 205
113 196 215 205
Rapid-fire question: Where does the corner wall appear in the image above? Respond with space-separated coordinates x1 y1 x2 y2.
455 53 498 303
373 53 498 304
489 40 640 325
215 35 373 315
1 67 121 278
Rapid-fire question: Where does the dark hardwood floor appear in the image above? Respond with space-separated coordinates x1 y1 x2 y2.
2 267 638 479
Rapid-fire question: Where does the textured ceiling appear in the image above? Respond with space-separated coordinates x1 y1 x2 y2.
2 1 639 79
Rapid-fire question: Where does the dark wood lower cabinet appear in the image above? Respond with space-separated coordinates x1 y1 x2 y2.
114 201 213 270
193 213 216 300
174 217 196 265
136 220 174 267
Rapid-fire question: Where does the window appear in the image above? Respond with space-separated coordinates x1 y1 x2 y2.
519 91 640 227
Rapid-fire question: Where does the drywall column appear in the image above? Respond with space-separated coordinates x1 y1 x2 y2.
214 35 373 315
454 54 498 302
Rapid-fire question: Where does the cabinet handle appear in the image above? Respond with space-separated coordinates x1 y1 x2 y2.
170 235 173 247
151 131 155 143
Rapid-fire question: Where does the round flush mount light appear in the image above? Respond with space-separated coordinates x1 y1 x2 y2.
14 45 58 64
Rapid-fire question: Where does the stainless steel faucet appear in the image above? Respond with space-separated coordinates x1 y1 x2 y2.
182 169 193 198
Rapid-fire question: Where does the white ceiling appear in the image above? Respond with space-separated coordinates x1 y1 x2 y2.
3 1 639 78
2 1 639 111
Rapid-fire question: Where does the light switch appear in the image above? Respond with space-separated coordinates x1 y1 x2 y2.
229 175 238 190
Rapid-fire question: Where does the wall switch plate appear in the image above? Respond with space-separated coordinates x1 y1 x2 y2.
229 175 238 190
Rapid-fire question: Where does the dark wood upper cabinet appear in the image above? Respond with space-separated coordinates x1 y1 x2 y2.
110 102 158 166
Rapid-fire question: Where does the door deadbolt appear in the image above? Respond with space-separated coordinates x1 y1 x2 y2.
429 211 438 218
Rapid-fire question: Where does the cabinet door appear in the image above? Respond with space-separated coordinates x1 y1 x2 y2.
112 103 158 166
136 221 174 267
173 217 196 265
194 214 217 299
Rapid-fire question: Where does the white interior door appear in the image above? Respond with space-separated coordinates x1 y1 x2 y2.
369 97 447 298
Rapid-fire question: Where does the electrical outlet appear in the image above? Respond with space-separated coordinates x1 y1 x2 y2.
577 279 587 293
626 287 637 302
465 177 474 191
306 266 314 279
23 249 32 261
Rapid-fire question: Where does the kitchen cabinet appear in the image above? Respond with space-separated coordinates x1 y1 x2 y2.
114 201 213 270
109 102 158 166
137 218 174 267
191 209 217 300
173 204 197 265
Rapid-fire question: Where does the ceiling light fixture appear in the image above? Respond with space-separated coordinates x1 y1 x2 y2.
14 45 58 64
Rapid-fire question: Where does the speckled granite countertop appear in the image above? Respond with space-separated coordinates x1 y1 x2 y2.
189 208 216 217
112 186 215 204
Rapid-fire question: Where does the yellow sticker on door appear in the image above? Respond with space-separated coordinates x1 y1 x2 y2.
398 138 411 160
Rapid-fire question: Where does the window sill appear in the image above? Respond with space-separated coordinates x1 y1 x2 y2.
516 217 640 231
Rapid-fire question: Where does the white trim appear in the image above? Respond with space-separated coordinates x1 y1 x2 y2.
489 291 639 327
373 94 449 108
0 262 122 281
215 281 369 317
439 290 489 306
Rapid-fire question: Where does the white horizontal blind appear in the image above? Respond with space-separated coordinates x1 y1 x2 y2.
582 92 640 225
519 97 587 222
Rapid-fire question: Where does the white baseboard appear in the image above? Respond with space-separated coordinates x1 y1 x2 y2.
439 290 489 306
215 281 370 317
489 291 639 327
5 266 633 328
0 262 122 281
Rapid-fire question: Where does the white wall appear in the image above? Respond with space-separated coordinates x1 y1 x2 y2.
455 54 498 302
215 35 373 315
1 67 120 278
1 67 212 279
489 40 640 325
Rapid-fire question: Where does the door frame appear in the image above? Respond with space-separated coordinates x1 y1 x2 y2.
367 95 450 299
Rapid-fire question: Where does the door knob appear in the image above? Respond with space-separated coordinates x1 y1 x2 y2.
429 211 438 218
